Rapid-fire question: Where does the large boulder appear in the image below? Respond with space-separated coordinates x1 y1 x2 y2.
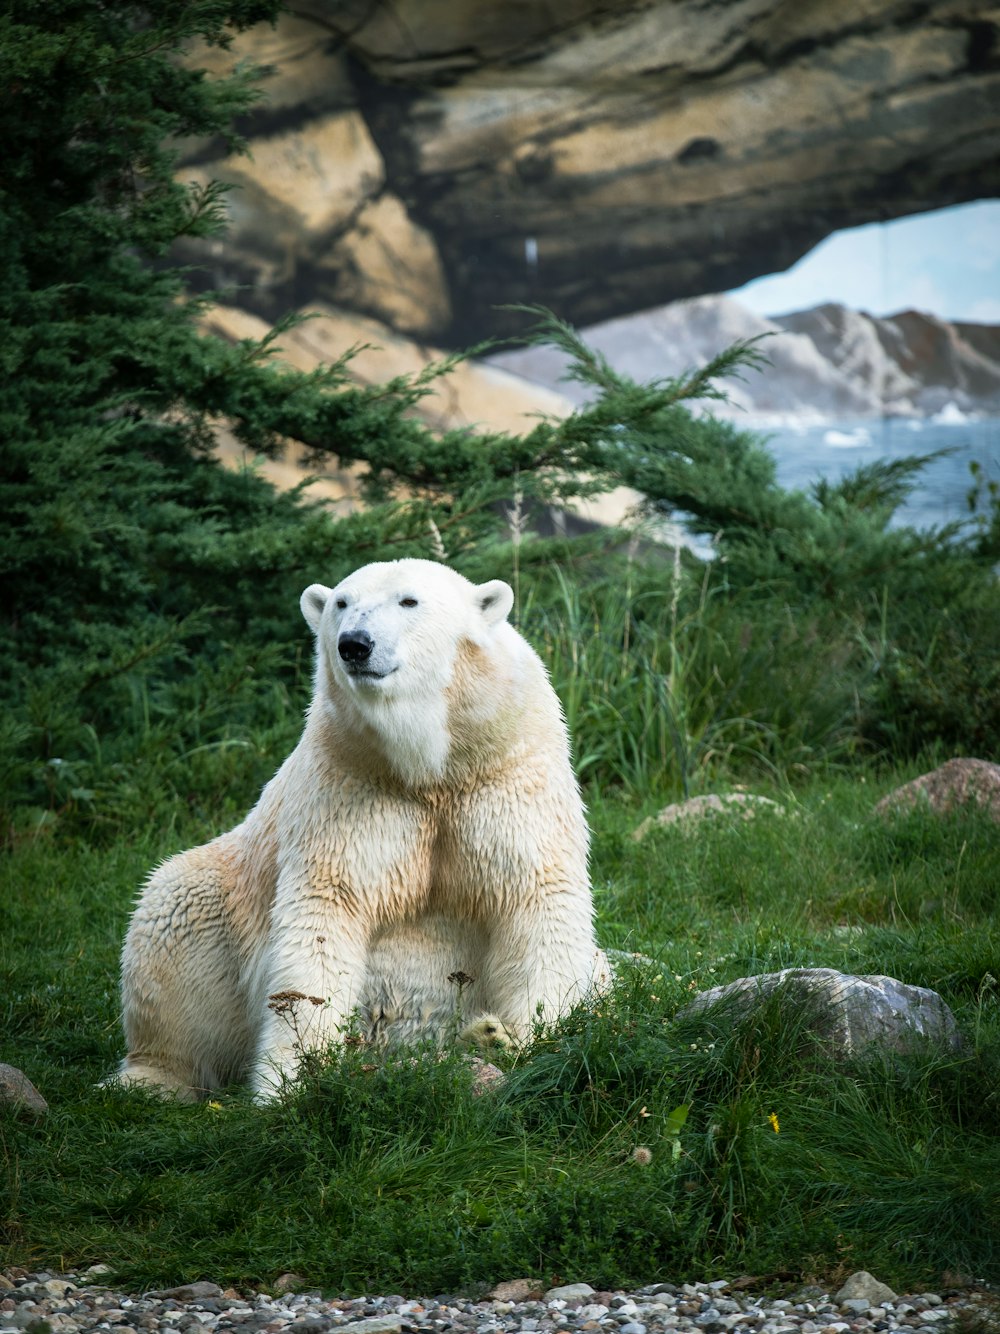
680 968 963 1059
874 758 1000 822
632 793 786 841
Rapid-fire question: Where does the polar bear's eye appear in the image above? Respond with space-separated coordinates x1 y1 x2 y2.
400 597 418 608
335 598 347 610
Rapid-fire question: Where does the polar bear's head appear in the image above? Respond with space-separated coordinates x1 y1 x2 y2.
302 559 514 695
300 560 519 783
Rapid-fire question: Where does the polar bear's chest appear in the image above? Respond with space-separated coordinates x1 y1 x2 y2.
275 774 539 921
427 796 540 911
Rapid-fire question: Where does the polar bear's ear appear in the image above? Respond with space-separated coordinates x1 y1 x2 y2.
301 584 331 633
475 579 514 627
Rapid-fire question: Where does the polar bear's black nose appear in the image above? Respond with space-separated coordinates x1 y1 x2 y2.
338 630 374 664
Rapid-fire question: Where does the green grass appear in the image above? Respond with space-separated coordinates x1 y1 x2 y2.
2 772 998 1293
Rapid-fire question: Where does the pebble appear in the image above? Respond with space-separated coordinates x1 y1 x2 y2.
0 1270 990 1334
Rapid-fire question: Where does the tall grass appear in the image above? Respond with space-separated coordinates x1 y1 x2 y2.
525 558 866 795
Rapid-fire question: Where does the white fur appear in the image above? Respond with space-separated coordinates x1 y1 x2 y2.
108 559 607 1101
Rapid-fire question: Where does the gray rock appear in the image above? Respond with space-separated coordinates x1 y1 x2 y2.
839 1300 870 1315
156 1284 224 1303
343 1319 403 1334
680 968 962 1059
544 1286 596 1303
632 794 785 841
875 758 1000 823
0 1065 48 1116
489 1282 543 1304
834 1274 898 1306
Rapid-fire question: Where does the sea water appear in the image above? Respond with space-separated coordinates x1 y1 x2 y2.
758 416 1000 534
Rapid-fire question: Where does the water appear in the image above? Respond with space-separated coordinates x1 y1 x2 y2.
758 417 1000 533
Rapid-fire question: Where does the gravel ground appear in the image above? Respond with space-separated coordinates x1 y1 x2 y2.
1 1269 994 1334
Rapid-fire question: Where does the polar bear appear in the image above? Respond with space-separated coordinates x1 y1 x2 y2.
110 558 607 1100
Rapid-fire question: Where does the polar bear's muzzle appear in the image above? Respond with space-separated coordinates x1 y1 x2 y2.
337 629 398 682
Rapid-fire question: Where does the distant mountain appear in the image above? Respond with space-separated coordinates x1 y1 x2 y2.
488 296 1000 423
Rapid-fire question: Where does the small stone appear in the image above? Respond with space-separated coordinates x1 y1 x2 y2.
83 1266 113 1281
841 1302 871 1316
545 1288 596 1304
579 1306 610 1320
270 1277 306 1296
834 1276 897 1308
159 1284 225 1303
920 1297 943 1308
618 1323 647 1334
343 1319 403 1334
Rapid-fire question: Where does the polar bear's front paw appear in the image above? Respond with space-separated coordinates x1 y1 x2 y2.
460 1013 514 1049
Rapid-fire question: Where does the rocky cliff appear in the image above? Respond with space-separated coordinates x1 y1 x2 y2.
181 1 1000 346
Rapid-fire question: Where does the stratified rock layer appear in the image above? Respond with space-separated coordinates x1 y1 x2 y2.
180 1 1000 344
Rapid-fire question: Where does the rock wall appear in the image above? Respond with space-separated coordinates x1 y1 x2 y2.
180 1 1000 346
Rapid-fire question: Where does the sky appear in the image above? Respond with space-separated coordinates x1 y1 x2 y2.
728 199 1000 324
